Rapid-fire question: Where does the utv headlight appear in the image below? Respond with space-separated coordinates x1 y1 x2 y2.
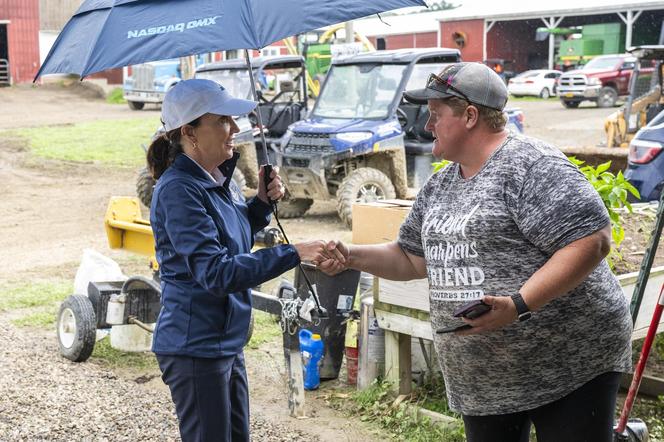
334 132 372 143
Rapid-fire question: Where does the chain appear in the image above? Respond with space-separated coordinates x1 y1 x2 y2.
278 297 322 335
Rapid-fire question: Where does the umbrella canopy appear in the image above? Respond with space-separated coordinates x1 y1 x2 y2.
36 0 426 79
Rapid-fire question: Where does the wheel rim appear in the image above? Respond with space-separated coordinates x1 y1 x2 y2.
600 91 614 106
355 183 386 203
58 308 77 349
542 89 549 99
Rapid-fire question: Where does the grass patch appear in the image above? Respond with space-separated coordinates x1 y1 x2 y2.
628 395 664 440
106 87 126 105
0 280 72 311
91 336 157 370
3 117 160 167
247 310 282 349
330 379 465 441
11 310 58 328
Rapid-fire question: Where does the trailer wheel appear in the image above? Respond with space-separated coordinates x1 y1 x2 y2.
136 167 156 207
128 101 145 111
57 295 97 362
337 167 396 229
597 86 618 108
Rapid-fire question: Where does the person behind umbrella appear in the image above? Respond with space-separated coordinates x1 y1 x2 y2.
146 79 337 442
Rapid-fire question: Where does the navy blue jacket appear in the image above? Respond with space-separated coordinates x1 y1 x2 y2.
150 153 300 357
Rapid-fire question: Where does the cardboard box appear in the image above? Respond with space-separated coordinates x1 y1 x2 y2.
351 200 413 245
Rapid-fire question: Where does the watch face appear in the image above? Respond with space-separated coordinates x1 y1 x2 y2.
518 311 532 321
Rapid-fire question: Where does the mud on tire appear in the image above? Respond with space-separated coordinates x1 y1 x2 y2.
336 167 396 229
136 167 156 207
276 197 314 219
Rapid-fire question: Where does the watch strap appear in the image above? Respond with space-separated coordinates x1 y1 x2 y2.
511 292 531 321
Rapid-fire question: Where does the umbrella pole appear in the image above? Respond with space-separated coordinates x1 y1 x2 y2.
243 49 328 320
244 49 271 166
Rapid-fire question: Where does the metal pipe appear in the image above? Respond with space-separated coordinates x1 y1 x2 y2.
244 49 270 165
128 316 155 333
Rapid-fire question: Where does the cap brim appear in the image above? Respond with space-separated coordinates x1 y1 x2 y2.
403 88 454 105
210 97 258 117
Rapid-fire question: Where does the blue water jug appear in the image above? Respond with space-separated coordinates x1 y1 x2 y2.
299 329 324 390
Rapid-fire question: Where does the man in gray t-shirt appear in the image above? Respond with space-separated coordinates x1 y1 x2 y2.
318 62 632 441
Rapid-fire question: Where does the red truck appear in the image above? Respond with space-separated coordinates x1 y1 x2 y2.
557 54 636 108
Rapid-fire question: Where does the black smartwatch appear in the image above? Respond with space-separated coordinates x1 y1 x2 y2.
511 292 532 322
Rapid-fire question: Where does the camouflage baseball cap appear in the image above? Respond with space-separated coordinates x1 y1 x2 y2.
403 62 508 111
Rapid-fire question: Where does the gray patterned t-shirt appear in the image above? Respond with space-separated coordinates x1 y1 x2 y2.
398 133 632 416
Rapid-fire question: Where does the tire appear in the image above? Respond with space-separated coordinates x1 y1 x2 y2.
276 198 314 218
561 100 580 109
232 168 247 192
245 310 254 346
337 167 396 229
539 88 550 99
136 167 156 207
57 295 97 362
597 86 618 108
128 101 145 111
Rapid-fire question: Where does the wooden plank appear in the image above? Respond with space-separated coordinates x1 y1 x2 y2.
283 330 306 417
378 278 429 312
618 266 664 340
384 330 412 395
620 372 664 398
376 309 433 340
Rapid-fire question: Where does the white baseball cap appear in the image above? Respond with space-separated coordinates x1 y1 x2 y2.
161 78 258 131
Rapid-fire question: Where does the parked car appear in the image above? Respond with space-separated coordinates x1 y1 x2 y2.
508 69 562 98
625 108 664 201
557 54 636 108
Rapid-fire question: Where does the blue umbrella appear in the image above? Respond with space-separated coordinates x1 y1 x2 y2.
35 0 427 318
36 0 426 79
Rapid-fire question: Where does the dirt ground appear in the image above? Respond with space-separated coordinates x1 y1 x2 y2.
1 83 663 439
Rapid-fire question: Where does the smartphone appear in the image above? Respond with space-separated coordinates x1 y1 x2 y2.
453 299 491 320
436 324 472 334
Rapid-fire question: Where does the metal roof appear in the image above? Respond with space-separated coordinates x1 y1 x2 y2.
332 47 460 65
348 1 664 36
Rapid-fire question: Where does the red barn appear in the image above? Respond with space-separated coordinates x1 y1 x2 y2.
0 0 40 84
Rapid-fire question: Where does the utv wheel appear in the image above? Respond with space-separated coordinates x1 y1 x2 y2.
276 198 314 218
597 86 618 108
136 167 156 207
539 88 550 99
561 100 580 109
337 167 396 229
57 295 97 362
128 101 145 111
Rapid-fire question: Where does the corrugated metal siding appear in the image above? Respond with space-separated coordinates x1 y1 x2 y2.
39 0 81 31
0 0 41 83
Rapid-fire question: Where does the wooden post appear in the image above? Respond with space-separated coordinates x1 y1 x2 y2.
384 329 412 395
283 327 306 417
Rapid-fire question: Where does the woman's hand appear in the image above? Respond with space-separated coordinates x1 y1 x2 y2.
257 166 285 204
294 240 346 267
456 295 518 336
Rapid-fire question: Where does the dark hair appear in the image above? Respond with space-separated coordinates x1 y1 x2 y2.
146 117 202 179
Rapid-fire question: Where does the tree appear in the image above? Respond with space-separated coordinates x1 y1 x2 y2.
429 1 458 11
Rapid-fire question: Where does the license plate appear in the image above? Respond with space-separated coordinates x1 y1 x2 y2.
564 92 574 98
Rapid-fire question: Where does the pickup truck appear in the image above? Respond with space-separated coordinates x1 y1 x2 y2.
557 54 636 108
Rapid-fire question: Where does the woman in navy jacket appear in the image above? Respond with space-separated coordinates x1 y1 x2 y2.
147 79 334 442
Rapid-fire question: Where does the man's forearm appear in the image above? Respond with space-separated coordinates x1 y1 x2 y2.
519 226 612 311
348 241 426 281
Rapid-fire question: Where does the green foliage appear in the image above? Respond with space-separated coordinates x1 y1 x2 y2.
428 1 458 11
105 87 126 104
568 157 640 268
0 280 72 311
337 379 465 441
91 336 157 370
246 311 282 349
625 394 664 441
3 117 160 167
11 311 58 328
432 160 450 173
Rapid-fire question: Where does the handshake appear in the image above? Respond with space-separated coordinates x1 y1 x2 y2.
293 240 350 275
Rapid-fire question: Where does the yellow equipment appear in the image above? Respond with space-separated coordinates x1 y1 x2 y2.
105 196 159 269
605 46 664 148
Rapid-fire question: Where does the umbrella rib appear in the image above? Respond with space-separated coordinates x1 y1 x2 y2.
245 0 262 50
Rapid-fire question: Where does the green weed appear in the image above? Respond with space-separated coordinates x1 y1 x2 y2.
11 310 58 328
91 336 157 370
106 87 127 104
0 280 72 311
